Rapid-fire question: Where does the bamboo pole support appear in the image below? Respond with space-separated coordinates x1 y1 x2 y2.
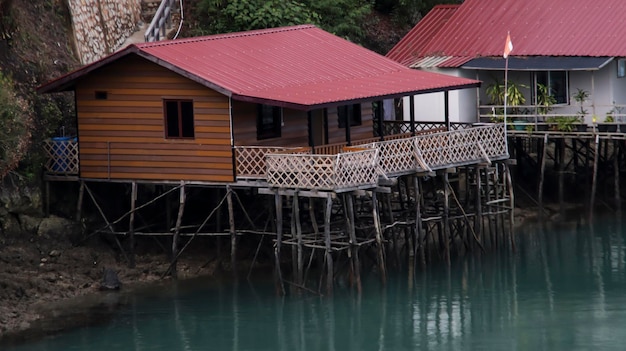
324 194 334 294
505 163 516 252
345 193 362 293
171 182 186 278
558 139 565 219
614 140 621 216
274 192 285 295
129 181 137 268
414 176 425 268
538 134 548 217
590 134 600 222
371 191 386 283
76 180 85 221
294 192 304 285
83 183 129 264
226 186 237 274
474 166 483 247
443 172 451 266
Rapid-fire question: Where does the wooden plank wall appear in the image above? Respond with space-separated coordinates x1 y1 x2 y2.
76 55 234 182
327 103 374 144
232 101 375 147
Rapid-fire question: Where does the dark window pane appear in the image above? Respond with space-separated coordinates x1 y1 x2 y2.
257 105 281 140
165 101 180 137
181 101 195 137
338 104 361 128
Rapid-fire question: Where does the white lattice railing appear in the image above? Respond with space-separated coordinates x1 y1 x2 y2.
413 123 508 170
43 137 79 175
234 146 309 179
236 124 508 189
266 148 379 191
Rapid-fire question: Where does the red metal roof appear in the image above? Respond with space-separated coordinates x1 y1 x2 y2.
38 25 479 110
386 5 460 66
389 0 626 68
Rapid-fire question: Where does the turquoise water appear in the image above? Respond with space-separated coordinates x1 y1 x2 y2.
6 219 626 351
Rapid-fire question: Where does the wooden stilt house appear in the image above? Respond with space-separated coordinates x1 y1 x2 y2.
38 24 509 191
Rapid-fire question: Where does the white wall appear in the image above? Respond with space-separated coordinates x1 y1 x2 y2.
402 68 479 123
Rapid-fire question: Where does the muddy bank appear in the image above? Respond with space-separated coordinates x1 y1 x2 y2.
0 227 225 344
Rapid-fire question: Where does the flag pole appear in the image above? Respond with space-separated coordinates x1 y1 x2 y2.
503 31 512 150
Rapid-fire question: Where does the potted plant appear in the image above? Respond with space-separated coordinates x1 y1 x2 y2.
598 114 617 132
535 83 555 131
485 79 527 127
572 88 589 132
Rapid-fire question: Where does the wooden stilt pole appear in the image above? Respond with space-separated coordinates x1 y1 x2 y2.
171 182 186 278
76 180 85 221
474 166 483 249
324 194 334 294
274 192 285 295
590 134 600 223
226 186 237 274
505 163 516 252
558 139 565 219
538 134 548 217
372 191 386 283
129 181 137 268
443 171 451 266
414 176 425 268
345 193 362 293
614 140 621 216
294 192 304 285
83 183 129 264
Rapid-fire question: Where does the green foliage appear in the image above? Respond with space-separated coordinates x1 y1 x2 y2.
485 79 527 117
194 0 321 35
0 72 32 179
573 88 589 116
375 0 463 27
536 83 556 114
546 116 579 132
192 0 373 42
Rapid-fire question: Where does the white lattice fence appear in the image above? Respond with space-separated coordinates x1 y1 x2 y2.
43 138 79 175
266 148 379 191
235 146 309 179
368 137 418 175
414 124 508 170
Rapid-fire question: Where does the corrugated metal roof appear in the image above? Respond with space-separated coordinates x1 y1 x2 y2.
38 25 480 111
390 0 626 68
386 5 460 66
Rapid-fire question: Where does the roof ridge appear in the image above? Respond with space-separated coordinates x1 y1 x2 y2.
137 24 318 48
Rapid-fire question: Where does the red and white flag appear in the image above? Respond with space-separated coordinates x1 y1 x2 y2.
503 32 513 59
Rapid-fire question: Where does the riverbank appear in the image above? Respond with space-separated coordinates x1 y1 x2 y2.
0 227 226 344
0 205 541 344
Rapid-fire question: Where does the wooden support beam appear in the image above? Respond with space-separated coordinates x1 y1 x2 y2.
443 172 451 265
76 180 85 221
615 140 621 216
505 163 516 252
274 192 285 295
294 192 304 285
590 134 600 222
324 195 334 294
129 181 137 268
414 176 425 268
371 191 386 283
171 182 186 278
226 186 237 274
538 134 548 217
345 194 362 293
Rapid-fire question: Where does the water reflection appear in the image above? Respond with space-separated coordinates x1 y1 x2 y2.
7 219 626 351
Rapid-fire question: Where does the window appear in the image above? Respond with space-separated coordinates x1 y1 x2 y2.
618 59 626 78
164 100 194 138
338 104 362 128
257 104 282 140
534 71 568 105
